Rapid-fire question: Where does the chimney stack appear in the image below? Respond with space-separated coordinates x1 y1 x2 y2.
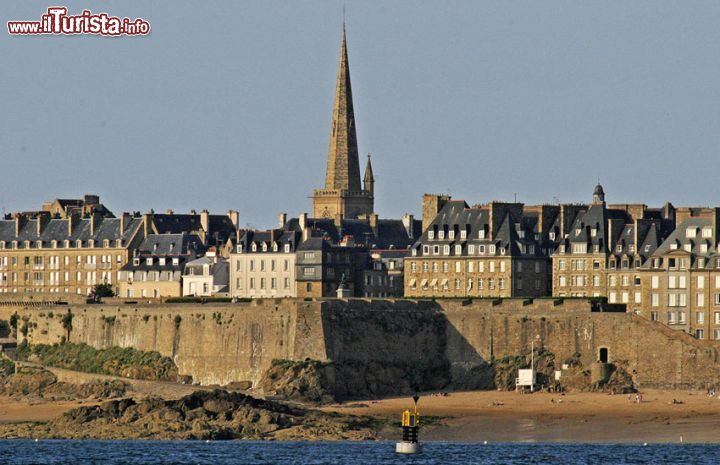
278 212 287 228
299 213 308 232
402 213 415 238
228 210 239 229
120 212 131 235
200 209 210 234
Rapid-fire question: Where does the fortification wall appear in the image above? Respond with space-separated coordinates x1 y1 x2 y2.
8 297 720 391
16 299 327 386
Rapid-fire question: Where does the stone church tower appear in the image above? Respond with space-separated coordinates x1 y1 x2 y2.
312 28 375 219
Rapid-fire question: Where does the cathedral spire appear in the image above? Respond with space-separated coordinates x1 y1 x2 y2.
324 27 361 192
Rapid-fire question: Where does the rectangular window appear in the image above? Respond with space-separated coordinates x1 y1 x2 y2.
697 312 705 324
651 276 659 289
651 293 659 307
304 267 316 277
650 311 658 322
698 293 705 307
698 276 705 288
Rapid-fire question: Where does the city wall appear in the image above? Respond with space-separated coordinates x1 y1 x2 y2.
9 298 720 391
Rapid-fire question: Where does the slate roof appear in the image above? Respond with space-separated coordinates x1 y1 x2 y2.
121 233 203 272
411 201 545 258
151 213 236 246
284 217 421 250
238 229 300 252
0 217 143 247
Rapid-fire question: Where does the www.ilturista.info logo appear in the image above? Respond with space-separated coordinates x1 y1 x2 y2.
7 7 150 36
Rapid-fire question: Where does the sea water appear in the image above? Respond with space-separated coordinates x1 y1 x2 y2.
2 440 720 464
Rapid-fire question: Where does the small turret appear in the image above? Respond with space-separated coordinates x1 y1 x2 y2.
363 153 375 197
593 182 605 204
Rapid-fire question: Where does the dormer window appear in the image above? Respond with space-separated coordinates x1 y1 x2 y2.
591 228 597 237
575 228 581 236
500 247 506 255
262 243 268 252
684 243 692 253
172 258 179 265
116 239 122 248
284 244 290 253
103 239 109 248
549 232 556 241
448 230 455 240
133 258 140 266
686 227 697 238
36 241 42 249
146 258 153 266
616 244 622 253
51 240 57 248
702 227 712 238
76 240 82 248
24 241 30 249
11 241 17 249
644 244 651 252
272 243 278 252
159 258 166 266
519 231 525 239
438 230 445 240
251 243 257 252
478 230 485 239
489 244 496 254
670 243 678 250
460 230 467 240
428 231 435 240
628 245 634 254
88 240 94 248
0 241 4 249
701 243 709 253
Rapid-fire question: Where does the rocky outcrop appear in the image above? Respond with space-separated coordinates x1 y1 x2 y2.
0 390 380 440
258 360 335 404
0 365 127 401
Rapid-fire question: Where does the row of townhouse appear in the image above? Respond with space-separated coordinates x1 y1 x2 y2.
406 184 720 341
0 195 237 299
228 212 420 299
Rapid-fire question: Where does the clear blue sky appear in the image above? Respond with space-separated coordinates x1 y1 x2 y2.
2 1 720 228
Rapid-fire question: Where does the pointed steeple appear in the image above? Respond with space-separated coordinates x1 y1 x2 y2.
363 153 374 196
324 27 361 192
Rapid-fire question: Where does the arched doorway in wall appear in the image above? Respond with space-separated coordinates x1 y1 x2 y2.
599 347 609 363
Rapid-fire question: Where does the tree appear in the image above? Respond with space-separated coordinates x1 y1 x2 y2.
92 283 115 299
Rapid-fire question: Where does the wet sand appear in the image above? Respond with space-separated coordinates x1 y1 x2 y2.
326 389 720 443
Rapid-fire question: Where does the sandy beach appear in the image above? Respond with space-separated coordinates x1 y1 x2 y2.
326 389 720 443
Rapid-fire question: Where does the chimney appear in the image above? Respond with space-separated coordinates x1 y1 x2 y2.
90 212 103 236
369 213 379 229
142 213 152 238
228 210 239 228
190 209 197 215
200 209 210 234
165 209 174 215
299 213 308 232
36 212 50 236
120 212 131 235
83 194 100 206
402 214 415 238
67 214 80 236
422 194 451 233
278 212 287 228
14 214 27 237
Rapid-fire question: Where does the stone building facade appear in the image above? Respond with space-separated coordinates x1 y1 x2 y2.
636 208 720 340
552 184 675 302
229 228 299 299
0 213 145 297
404 199 556 298
117 233 203 298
